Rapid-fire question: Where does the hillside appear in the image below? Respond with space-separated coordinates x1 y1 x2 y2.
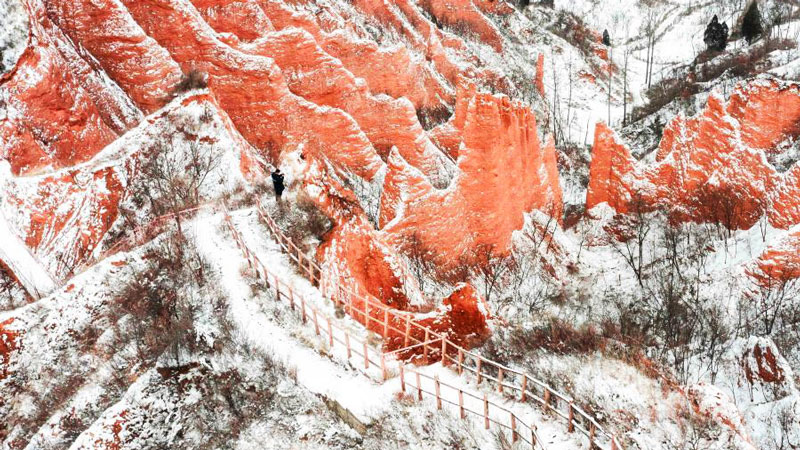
2 0 800 449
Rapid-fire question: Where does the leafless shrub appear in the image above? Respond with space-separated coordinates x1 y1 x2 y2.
663 402 720 450
416 105 452 130
273 193 332 250
171 69 208 96
483 318 604 366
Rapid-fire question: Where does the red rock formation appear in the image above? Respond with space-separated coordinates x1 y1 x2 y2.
234 28 450 182
585 123 637 214
0 0 120 175
41 0 183 113
586 79 800 231
418 283 490 348
5 166 123 278
121 0 383 180
385 87 563 268
418 0 506 52
535 53 545 96
727 80 800 154
379 149 434 229
743 341 785 384
2 92 254 279
193 0 274 42
291 154 489 349
258 0 453 112
0 318 18 381
749 229 800 287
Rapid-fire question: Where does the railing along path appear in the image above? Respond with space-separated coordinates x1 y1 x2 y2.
253 199 622 450
223 206 547 449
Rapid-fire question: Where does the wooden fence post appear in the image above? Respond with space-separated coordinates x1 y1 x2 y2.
327 318 333 347
476 359 483 384
345 331 352 359
520 376 527 402
610 436 617 450
381 354 387 381
441 339 447 366
416 372 422 401
458 390 465 419
404 316 411 347
313 309 320 336
568 402 575 432
544 389 551 410
383 309 388 337
399 365 406 393
364 297 371 331
274 276 280 299
301 296 307 323
483 394 489 429
363 341 369 370
423 329 430 364
434 376 441 410
289 286 295 310
589 423 596 449
511 413 518 443
498 368 504 394
457 350 464 375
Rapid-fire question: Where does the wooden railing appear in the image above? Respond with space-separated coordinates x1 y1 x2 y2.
222 206 545 449
254 199 622 450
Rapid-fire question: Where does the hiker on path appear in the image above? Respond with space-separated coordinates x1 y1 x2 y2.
271 168 285 201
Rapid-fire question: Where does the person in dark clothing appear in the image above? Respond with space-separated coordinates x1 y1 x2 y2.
271 168 285 201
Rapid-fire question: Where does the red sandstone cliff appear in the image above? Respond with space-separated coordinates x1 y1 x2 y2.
385 86 563 268
587 79 800 231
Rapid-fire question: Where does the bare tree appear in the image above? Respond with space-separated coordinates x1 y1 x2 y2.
406 231 436 294
609 192 654 287
641 2 661 89
741 266 800 337
139 140 222 235
465 243 514 304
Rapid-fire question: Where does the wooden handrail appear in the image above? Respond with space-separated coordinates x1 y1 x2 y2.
252 200 621 450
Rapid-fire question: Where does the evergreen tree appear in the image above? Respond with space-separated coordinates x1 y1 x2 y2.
742 1 763 44
602 29 611 46
519 0 530 8
703 15 729 51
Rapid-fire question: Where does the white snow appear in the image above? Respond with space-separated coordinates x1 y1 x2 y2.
0 165 55 299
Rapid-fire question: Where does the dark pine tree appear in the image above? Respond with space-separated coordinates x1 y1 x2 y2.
703 15 729 51
742 1 763 45
539 0 554 8
602 29 611 46
519 0 530 8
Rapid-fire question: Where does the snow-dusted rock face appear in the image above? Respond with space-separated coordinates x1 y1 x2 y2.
0 0 124 175
385 85 563 268
16 0 800 448
1 92 248 281
587 79 800 230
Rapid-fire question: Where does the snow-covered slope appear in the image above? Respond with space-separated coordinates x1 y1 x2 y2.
3 0 800 448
